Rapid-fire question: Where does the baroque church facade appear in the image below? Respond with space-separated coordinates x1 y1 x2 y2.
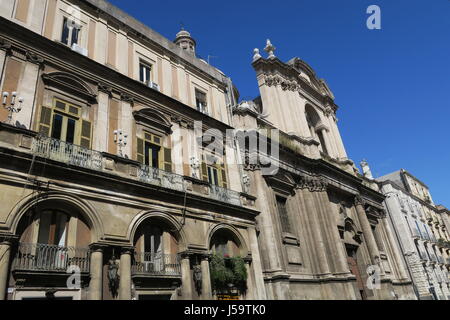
0 0 445 300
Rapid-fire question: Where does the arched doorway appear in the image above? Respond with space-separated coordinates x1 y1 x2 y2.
209 228 247 300
10 200 92 300
131 217 181 300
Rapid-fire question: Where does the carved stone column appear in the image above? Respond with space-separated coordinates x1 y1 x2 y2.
315 190 351 275
180 252 193 299
0 240 12 300
247 226 267 299
244 258 255 300
200 255 212 300
119 247 133 300
354 196 381 266
88 244 105 300
295 177 332 276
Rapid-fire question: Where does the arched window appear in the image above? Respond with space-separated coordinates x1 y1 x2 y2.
210 229 240 258
133 218 179 275
305 105 329 156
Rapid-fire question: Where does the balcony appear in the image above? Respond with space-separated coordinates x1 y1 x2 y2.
26 134 247 208
138 165 185 193
208 185 242 207
32 136 102 171
131 252 181 277
12 243 90 273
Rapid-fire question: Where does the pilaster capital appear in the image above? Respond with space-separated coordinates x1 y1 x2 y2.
120 246 135 255
89 243 109 252
0 39 12 55
296 175 328 192
354 195 365 207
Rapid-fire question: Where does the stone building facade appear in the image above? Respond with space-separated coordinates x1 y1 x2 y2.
230 44 416 300
377 169 450 300
0 0 265 300
0 0 418 300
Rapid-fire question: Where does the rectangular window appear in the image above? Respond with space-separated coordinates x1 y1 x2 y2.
144 141 160 168
137 132 172 172
139 62 152 84
195 89 207 114
276 196 292 233
207 166 219 186
40 99 91 148
61 17 80 47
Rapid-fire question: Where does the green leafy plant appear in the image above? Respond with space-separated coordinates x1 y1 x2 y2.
209 253 248 295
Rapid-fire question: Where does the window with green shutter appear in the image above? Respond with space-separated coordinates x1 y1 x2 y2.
38 106 53 136
38 99 91 148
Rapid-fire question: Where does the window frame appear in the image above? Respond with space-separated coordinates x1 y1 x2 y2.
48 98 83 145
275 195 292 234
195 89 208 114
61 16 82 47
139 61 153 84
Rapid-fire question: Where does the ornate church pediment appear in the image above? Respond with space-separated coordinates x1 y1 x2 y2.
42 72 97 103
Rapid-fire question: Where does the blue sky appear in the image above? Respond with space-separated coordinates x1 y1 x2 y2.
109 0 450 207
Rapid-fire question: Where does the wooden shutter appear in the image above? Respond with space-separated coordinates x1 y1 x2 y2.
80 120 92 148
220 163 228 189
137 137 144 164
38 106 53 137
201 155 208 182
163 147 172 173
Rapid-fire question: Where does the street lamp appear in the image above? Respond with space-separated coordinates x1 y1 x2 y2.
2 91 24 125
113 129 128 157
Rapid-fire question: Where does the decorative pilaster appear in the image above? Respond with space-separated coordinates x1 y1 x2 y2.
119 247 133 300
244 257 254 300
295 178 332 276
0 240 12 300
88 244 106 300
200 254 212 300
179 252 194 299
354 196 381 266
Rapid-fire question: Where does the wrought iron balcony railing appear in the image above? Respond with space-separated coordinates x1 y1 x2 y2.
31 137 244 207
209 184 242 206
32 136 103 171
13 243 90 273
132 252 181 276
137 165 186 193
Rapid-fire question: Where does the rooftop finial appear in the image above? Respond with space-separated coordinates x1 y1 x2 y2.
253 48 262 62
264 39 276 59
